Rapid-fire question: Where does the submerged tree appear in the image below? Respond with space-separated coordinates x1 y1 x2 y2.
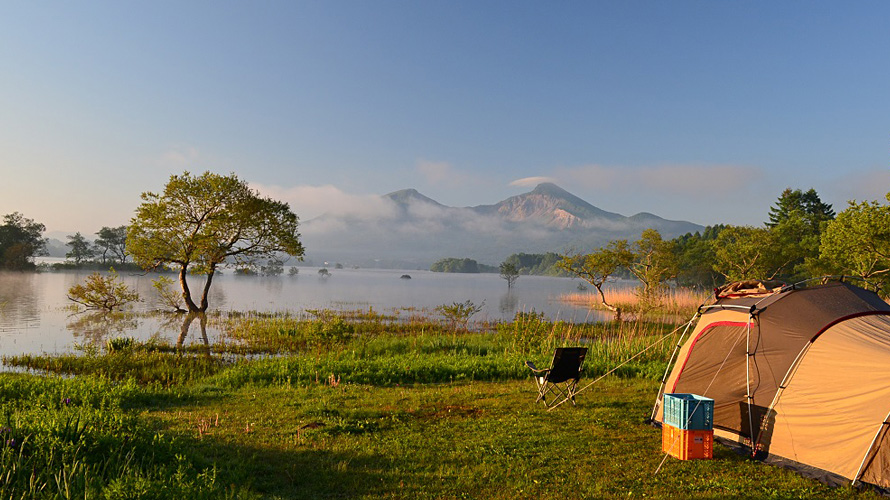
67 268 140 311
127 171 304 313
499 261 520 289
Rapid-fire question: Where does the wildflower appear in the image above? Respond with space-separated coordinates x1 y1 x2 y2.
63 398 72 405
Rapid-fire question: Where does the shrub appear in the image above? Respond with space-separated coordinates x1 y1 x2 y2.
435 300 483 331
67 268 140 311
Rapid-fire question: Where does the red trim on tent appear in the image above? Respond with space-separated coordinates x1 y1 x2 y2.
809 311 890 343
669 321 754 394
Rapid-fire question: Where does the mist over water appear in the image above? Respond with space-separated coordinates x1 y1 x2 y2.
0 268 610 359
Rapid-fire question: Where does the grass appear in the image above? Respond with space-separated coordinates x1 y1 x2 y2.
0 307 880 498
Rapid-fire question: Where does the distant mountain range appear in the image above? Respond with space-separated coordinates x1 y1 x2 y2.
300 183 703 269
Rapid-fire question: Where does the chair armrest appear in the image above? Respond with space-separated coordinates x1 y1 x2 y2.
525 361 548 374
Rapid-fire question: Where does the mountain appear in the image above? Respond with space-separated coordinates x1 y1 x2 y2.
475 183 626 229
300 183 703 269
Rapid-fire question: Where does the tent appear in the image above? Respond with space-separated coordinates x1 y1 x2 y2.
651 278 890 489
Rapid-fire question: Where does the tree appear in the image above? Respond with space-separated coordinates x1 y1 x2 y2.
430 258 481 273
712 226 779 282
66 232 94 264
0 212 47 270
127 171 305 313
261 257 285 276
94 226 128 264
67 268 140 311
499 262 520 289
672 225 725 289
152 275 186 313
435 300 484 331
767 187 835 230
628 229 677 305
819 196 890 286
557 240 632 314
766 188 835 280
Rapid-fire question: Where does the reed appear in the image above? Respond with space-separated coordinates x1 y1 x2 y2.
561 286 709 318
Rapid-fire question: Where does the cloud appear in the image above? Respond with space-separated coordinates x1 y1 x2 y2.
509 176 558 187
250 183 397 222
553 163 762 196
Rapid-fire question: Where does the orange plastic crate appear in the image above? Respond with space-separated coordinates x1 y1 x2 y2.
662 424 713 460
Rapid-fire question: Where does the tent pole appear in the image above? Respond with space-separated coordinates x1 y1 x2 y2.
745 313 757 455
852 410 890 487
649 311 699 422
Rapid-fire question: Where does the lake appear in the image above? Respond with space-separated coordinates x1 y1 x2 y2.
0 267 611 359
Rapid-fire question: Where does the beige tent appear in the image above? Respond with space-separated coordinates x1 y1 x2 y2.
652 279 890 488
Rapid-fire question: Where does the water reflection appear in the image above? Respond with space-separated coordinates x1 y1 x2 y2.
499 292 519 315
67 311 139 343
1 268 617 358
177 312 210 354
0 272 41 329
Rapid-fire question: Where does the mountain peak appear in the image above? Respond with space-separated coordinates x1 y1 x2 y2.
384 188 443 207
529 182 570 196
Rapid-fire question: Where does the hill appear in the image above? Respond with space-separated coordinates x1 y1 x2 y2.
300 183 703 268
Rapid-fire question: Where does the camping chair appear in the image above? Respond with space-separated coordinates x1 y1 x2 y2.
526 347 588 408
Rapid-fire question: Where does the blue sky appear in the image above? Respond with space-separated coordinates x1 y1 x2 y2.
1 1 889 235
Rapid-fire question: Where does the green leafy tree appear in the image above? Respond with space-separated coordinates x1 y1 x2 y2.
628 229 677 305
499 261 520 289
65 232 95 265
504 252 566 275
0 212 47 270
819 196 890 286
67 268 140 311
767 187 835 230
672 225 725 288
261 257 285 276
766 188 835 280
430 258 480 273
557 240 632 314
712 226 779 282
435 300 484 331
127 171 304 313
94 226 128 264
152 275 186 313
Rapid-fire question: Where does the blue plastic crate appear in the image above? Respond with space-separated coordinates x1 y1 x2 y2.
663 393 714 430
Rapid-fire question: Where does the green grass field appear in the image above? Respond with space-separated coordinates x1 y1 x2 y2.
0 310 880 499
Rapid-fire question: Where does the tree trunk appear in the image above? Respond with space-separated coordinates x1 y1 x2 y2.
199 265 216 312
179 266 200 313
594 283 621 320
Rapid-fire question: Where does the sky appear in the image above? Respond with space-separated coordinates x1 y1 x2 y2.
2 1 889 237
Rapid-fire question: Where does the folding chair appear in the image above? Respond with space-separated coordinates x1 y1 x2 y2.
525 347 588 408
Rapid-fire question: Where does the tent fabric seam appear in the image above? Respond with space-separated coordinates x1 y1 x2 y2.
808 311 890 343
668 320 754 394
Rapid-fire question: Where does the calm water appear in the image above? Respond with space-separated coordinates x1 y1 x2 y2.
0 268 610 358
